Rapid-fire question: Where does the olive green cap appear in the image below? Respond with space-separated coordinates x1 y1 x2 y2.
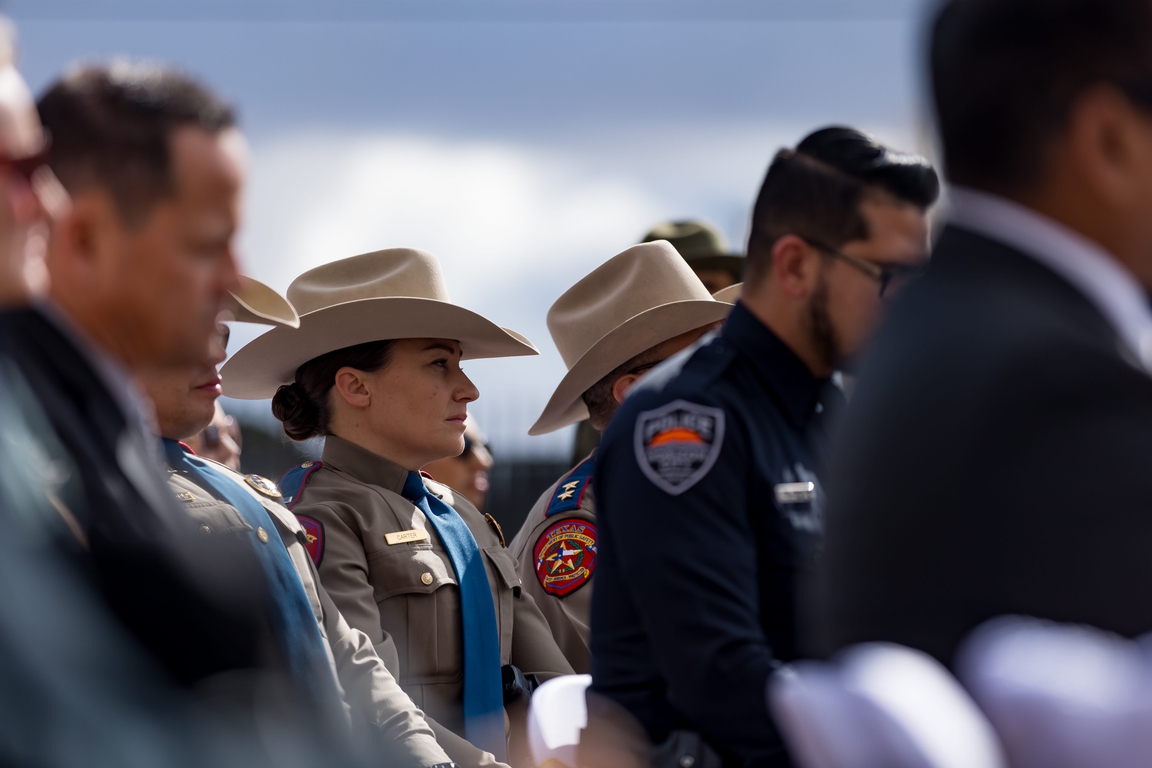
640 219 744 277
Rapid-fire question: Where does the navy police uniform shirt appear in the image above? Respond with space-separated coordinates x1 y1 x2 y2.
588 301 840 767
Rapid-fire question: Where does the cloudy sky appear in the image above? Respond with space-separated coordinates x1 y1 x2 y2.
9 0 934 456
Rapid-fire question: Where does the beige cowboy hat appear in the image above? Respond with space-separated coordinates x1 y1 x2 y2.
711 282 742 304
223 276 300 328
528 241 732 435
221 248 538 399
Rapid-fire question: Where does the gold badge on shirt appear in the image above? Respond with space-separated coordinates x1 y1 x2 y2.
244 474 282 498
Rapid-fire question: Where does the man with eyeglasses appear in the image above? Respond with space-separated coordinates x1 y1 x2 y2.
585 126 938 767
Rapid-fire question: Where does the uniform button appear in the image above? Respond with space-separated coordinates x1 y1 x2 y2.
421 572 434 585
199 524 211 535
257 527 269 543
679 757 695 768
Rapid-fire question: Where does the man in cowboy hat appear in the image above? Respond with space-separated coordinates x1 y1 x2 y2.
508 241 733 673
642 219 744 293
587 126 939 766
140 280 506 768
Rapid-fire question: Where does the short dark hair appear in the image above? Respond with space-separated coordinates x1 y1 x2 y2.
272 340 395 442
745 126 938 286
37 60 236 226
581 345 667 432
931 0 1152 194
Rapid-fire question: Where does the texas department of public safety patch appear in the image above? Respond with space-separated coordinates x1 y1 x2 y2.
533 519 597 597
634 399 725 495
297 515 325 567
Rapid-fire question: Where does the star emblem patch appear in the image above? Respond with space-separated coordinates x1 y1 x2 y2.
533 519 597 597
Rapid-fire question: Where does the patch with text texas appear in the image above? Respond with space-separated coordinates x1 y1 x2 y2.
533 519 597 597
634 399 725 495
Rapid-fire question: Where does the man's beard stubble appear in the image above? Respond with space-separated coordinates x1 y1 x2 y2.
806 272 840 372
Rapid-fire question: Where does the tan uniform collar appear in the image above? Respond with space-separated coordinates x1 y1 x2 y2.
321 434 409 494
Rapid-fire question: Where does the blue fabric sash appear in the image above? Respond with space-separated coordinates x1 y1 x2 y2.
162 440 342 713
401 471 506 760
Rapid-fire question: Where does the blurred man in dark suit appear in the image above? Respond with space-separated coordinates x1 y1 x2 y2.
815 0 1152 665
0 62 305 706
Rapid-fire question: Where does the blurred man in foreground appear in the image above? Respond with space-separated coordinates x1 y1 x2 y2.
816 0 1152 666
0 33 358 768
0 60 324 719
588 127 938 767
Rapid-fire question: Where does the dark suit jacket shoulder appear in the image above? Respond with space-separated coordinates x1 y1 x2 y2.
0 308 273 687
814 226 1152 664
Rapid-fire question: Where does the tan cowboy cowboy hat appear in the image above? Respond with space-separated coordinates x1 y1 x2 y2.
528 241 732 435
223 276 300 328
712 283 742 304
221 248 538 399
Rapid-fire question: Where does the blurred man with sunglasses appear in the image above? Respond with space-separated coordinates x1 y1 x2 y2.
422 415 494 512
586 126 938 767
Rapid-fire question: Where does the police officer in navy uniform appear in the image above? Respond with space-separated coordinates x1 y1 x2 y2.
587 127 939 767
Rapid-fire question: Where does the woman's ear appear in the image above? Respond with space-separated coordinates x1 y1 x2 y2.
333 367 372 408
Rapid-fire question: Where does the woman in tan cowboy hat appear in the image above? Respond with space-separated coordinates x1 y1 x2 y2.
221 248 573 767
506 241 733 674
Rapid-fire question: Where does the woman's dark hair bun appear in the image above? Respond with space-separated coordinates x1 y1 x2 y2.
272 381 322 441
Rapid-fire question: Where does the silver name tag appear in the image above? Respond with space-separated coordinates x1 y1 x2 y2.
774 481 815 504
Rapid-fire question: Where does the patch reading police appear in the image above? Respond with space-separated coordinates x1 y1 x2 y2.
297 515 325 566
633 399 725 496
533 519 597 597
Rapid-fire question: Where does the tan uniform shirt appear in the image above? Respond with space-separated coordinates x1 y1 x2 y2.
166 453 504 768
508 453 596 674
289 436 574 761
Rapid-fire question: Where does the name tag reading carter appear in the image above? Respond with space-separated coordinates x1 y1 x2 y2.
385 528 430 545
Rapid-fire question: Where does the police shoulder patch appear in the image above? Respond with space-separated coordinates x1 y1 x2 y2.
545 455 595 518
279 460 323 509
633 399 725 496
533 518 597 597
297 515 325 566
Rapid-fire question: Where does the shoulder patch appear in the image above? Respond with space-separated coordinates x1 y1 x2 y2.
279 460 323 509
546 455 595 518
297 515 325 566
633 399 725 496
533 518 597 597
244 474 282 498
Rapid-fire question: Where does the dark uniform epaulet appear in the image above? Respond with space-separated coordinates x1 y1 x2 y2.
546 455 595 518
279 460 323 509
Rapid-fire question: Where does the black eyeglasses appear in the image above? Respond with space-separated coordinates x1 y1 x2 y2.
802 237 925 299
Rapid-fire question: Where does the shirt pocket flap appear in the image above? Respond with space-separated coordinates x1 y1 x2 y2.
484 546 522 593
369 546 458 601
183 500 253 536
